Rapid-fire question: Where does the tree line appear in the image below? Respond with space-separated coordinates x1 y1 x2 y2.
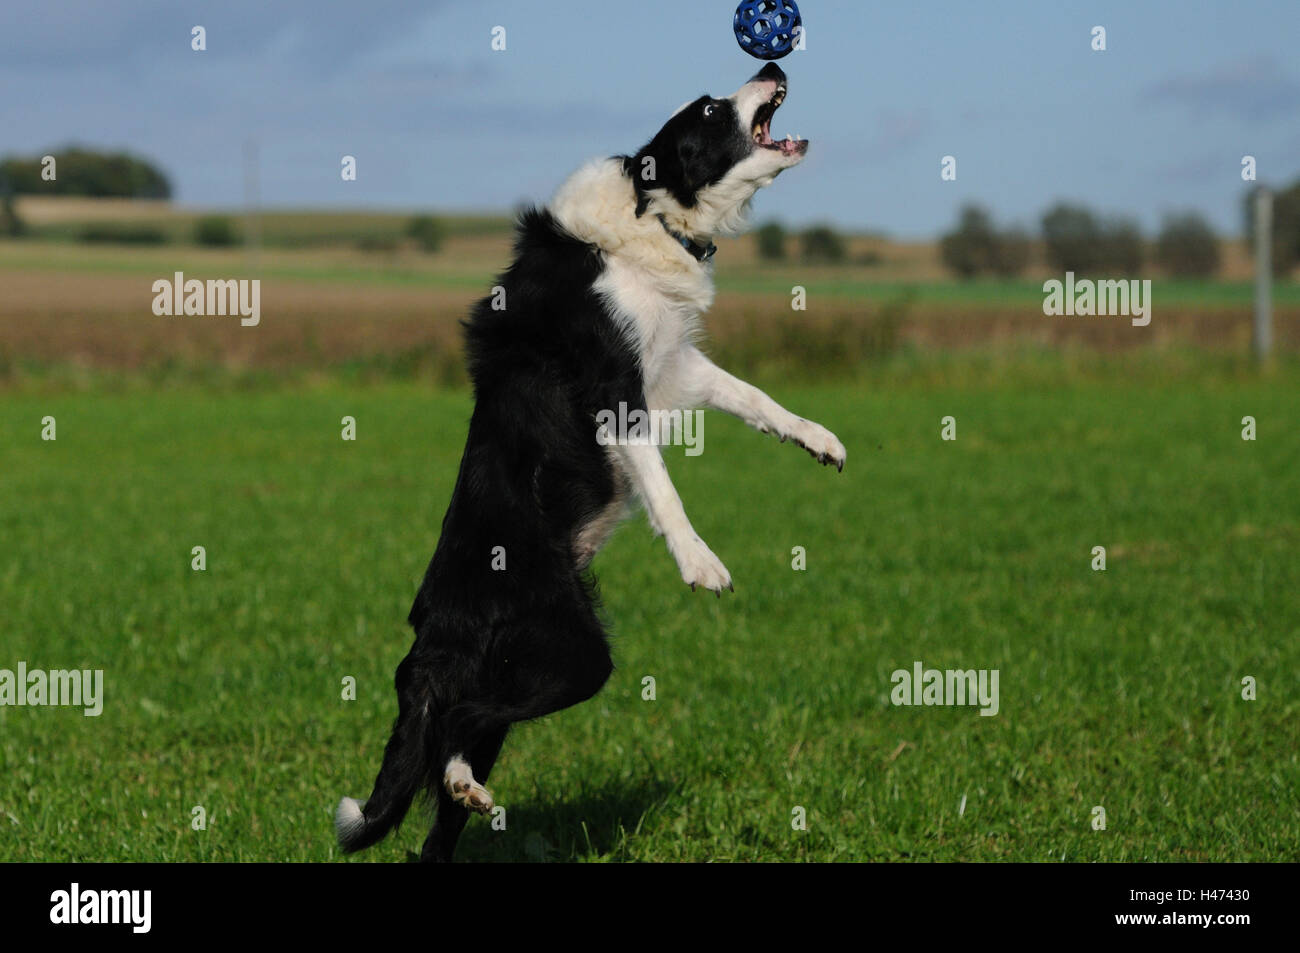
941 202 1215 277
4 146 1297 274
939 182 1300 279
0 147 172 199
754 181 1300 278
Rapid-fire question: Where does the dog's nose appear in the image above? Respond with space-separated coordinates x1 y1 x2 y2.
750 62 786 85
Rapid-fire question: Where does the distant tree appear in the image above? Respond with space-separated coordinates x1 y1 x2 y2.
800 224 846 263
939 205 1031 278
755 220 787 260
194 215 238 246
1244 181 1300 276
0 147 171 199
1155 212 1220 277
940 205 996 278
1041 203 1104 273
0 190 23 237
990 225 1032 277
1098 217 1144 273
407 214 444 253
0 166 25 236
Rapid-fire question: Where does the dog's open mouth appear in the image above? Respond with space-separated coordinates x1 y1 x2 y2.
751 84 806 156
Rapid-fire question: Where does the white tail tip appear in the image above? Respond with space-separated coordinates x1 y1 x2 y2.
335 796 366 847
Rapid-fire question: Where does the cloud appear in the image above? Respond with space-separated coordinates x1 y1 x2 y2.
1142 55 1300 120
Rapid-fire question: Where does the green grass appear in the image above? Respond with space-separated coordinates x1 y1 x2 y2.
1 358 1297 861
0 242 495 290
4 239 1298 308
711 273 1300 308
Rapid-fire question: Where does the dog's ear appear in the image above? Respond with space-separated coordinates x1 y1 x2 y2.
675 139 705 195
628 125 694 212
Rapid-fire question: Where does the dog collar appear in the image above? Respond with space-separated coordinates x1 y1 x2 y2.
657 215 716 262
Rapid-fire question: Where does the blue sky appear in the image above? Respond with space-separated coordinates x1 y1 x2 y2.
3 0 1298 238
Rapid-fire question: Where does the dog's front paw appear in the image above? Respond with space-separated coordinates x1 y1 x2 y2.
672 535 733 595
787 419 846 471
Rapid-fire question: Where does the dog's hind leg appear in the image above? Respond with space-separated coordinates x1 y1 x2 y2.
442 622 614 748
336 655 436 854
419 726 508 863
417 615 612 862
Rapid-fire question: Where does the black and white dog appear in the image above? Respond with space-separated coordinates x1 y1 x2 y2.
336 63 845 862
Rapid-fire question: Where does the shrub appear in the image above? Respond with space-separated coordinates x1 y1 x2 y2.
1098 218 1144 273
194 215 238 247
1155 212 1220 277
990 226 1032 276
407 215 444 253
1041 203 1104 273
940 205 998 278
755 221 786 260
939 205 1031 278
800 224 846 263
1 193 24 236
1042 204 1144 274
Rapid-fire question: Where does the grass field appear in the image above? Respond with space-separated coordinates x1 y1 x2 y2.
15 197 514 248
1 355 1297 861
4 236 1298 392
5 235 1299 306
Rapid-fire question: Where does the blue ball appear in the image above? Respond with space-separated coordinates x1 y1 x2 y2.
733 0 802 61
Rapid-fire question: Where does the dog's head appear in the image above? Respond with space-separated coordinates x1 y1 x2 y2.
625 62 806 238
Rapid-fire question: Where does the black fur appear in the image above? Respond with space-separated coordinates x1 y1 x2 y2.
341 208 643 862
627 62 786 217
627 96 749 216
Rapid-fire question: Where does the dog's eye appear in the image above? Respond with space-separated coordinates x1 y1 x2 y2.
703 103 716 118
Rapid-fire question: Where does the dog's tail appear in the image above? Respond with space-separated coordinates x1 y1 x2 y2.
336 691 436 854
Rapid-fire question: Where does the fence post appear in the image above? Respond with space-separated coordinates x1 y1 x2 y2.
243 137 261 274
1253 187 1273 363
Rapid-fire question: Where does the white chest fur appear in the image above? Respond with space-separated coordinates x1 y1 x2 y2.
594 257 710 410
550 158 714 411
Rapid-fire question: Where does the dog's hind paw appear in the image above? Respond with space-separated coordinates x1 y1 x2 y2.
444 756 495 816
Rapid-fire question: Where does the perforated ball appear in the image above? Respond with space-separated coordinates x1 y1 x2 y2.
733 0 802 61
